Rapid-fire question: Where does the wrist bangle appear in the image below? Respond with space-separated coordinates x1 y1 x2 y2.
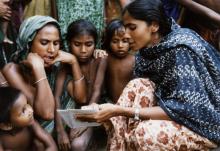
34 77 47 84
74 75 84 83
134 107 140 121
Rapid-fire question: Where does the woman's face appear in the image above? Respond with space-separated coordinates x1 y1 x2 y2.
110 28 130 58
10 94 34 127
70 34 95 63
31 24 60 67
123 11 156 51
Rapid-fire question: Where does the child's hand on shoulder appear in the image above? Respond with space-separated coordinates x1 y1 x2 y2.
93 49 108 59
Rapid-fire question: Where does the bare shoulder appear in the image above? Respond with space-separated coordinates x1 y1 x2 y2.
192 0 220 13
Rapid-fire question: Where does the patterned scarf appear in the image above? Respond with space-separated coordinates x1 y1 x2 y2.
135 20 220 144
12 15 59 62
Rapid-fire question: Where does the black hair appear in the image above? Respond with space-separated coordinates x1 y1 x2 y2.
122 0 171 36
0 87 21 123
103 19 125 52
66 19 98 45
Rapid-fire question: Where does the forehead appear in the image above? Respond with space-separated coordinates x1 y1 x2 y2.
113 27 126 37
11 94 27 112
35 24 60 40
71 34 95 41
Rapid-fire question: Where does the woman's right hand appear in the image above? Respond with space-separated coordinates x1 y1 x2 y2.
22 53 44 69
52 50 77 65
57 130 71 151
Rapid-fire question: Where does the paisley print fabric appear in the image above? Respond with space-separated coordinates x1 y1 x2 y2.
135 19 220 144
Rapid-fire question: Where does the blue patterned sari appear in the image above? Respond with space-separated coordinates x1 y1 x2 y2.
135 20 220 144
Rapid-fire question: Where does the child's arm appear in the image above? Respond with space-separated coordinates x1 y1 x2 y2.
54 65 71 151
31 120 58 151
175 0 220 26
52 50 87 104
89 57 108 104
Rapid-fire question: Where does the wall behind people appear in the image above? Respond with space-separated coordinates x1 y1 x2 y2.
56 0 104 48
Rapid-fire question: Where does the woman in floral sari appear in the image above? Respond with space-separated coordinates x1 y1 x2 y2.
77 0 220 150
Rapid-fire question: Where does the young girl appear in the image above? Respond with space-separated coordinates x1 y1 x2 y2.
55 19 107 151
0 86 57 151
103 19 134 103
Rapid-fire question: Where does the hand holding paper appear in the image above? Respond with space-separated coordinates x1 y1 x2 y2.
57 109 101 129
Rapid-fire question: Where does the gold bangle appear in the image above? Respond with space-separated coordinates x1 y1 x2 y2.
74 75 84 83
34 77 47 85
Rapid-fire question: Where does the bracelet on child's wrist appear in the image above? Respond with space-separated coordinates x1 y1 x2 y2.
74 75 84 83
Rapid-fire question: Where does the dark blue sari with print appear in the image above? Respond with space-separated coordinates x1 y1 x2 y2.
135 20 220 144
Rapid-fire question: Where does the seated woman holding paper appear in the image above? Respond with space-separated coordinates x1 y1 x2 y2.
77 0 220 150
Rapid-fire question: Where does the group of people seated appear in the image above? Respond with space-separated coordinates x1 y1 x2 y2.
0 0 220 151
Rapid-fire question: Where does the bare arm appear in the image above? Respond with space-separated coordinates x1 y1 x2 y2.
118 106 171 121
52 50 87 104
2 63 35 106
68 58 87 104
175 0 220 26
31 120 58 151
54 65 67 132
54 66 71 151
2 54 55 120
77 103 170 123
89 58 108 104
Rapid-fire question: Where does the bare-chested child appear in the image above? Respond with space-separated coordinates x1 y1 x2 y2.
0 87 57 151
103 19 134 103
54 19 106 151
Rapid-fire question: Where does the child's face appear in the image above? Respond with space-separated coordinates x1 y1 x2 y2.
70 34 95 63
110 29 130 58
10 94 34 127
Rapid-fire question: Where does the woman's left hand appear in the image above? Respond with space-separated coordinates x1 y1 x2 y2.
76 103 119 123
51 50 77 65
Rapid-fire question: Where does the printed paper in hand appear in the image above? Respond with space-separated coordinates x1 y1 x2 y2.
57 109 101 129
